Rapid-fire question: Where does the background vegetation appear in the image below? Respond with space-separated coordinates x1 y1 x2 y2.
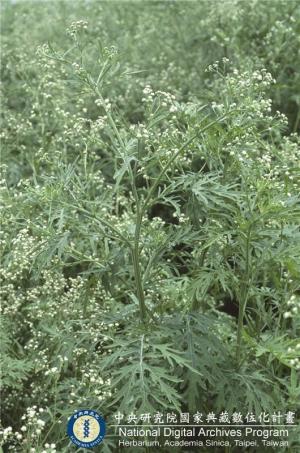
1 1 299 452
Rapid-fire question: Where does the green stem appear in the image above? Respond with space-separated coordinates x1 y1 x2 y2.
94 87 148 322
132 166 148 322
132 208 147 322
236 225 252 364
293 108 299 133
93 82 229 323
236 291 247 364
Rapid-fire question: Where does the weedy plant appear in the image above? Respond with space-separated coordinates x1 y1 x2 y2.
1 1 300 452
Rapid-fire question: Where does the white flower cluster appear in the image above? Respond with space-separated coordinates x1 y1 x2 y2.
283 294 300 319
66 20 88 36
35 43 50 57
91 116 107 134
29 444 56 453
71 62 86 76
0 407 51 450
130 123 150 141
142 85 177 113
95 98 112 112
287 343 300 370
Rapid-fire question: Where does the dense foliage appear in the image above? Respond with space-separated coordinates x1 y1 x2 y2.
1 1 300 452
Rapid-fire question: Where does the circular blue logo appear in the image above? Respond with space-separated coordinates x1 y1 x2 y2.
67 410 106 449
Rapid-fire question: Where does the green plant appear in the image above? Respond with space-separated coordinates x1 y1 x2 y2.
1 1 299 452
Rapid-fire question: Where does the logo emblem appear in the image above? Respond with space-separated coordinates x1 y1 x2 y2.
67 410 106 448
